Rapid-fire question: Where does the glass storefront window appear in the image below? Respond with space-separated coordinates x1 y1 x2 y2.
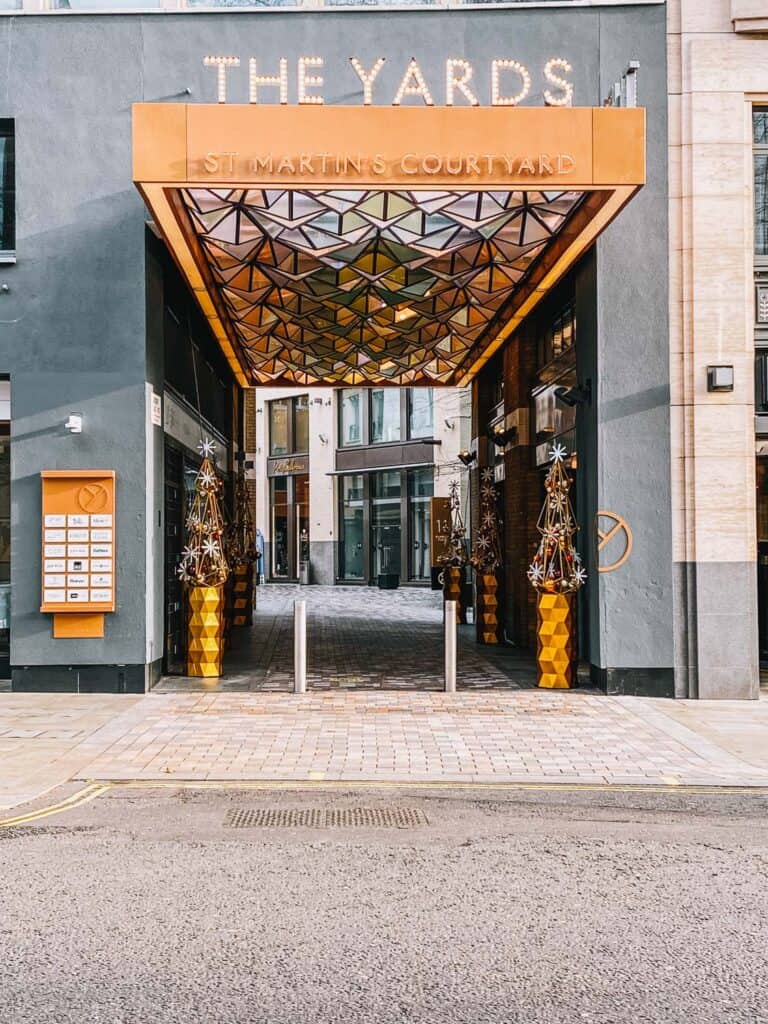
370 388 401 443
408 468 433 580
408 388 433 439
340 389 363 447
269 399 290 456
340 474 365 580
371 470 401 577
294 395 309 453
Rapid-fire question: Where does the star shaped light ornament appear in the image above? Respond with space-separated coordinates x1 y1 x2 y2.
550 442 568 464
202 538 220 558
199 470 216 489
197 438 216 459
527 563 544 583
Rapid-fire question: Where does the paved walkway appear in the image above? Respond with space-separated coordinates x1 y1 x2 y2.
156 584 540 691
2 688 768 809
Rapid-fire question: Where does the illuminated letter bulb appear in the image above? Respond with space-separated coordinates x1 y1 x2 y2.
249 58 289 105
491 59 531 107
392 59 434 107
350 57 386 106
298 57 324 105
543 58 574 107
445 59 479 107
203 55 240 104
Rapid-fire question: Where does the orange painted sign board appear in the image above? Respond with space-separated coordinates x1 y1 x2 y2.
40 471 116 615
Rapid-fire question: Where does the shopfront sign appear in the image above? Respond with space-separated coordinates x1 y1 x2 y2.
267 455 309 477
203 55 575 108
40 470 116 638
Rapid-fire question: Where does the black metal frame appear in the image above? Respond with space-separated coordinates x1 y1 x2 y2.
0 119 14 255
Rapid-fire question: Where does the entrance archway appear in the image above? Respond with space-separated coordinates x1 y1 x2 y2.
133 102 645 687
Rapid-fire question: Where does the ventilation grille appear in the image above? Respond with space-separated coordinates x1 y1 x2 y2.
224 807 428 829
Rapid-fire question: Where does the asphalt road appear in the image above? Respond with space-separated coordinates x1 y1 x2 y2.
1 785 767 1024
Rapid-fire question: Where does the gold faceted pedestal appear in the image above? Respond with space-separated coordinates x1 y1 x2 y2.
476 572 500 644
443 566 464 625
187 585 224 678
231 562 254 628
536 592 575 689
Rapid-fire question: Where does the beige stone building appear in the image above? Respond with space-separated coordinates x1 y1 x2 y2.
668 0 768 697
251 387 470 586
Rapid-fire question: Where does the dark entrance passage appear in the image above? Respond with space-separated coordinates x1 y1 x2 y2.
154 585 537 692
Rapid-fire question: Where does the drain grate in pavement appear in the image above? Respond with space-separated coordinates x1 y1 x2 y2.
224 807 428 829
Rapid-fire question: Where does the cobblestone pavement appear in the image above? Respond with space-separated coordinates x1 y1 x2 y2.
157 584 539 692
72 690 768 787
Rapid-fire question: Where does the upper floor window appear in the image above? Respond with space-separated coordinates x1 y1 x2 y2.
268 394 308 457
339 388 434 447
340 389 363 447
0 120 14 256
370 388 401 444
537 300 576 369
754 107 768 258
408 388 433 439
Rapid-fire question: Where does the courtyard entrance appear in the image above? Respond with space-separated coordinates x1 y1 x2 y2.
155 585 538 692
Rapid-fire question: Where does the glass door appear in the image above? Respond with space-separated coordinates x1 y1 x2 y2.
371 470 402 579
271 477 290 578
296 473 310 570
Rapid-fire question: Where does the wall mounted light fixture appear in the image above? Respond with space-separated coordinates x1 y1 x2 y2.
458 449 477 467
64 414 83 434
707 365 734 392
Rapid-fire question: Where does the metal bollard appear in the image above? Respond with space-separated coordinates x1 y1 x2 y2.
294 599 307 694
444 599 457 693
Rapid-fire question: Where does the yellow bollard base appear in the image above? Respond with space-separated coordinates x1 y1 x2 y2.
187 585 224 678
536 592 575 689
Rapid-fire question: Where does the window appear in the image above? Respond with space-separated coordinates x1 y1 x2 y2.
268 395 309 456
340 389 363 447
0 120 14 255
294 394 309 454
269 399 290 457
408 388 433 439
370 388 401 443
755 108 768 258
339 474 364 580
407 468 433 580
537 301 576 368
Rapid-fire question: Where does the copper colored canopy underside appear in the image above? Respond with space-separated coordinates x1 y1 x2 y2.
181 187 583 386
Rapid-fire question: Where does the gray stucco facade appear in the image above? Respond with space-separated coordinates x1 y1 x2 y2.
0 3 692 695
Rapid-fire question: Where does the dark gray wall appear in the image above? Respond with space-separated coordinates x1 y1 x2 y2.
0 5 669 677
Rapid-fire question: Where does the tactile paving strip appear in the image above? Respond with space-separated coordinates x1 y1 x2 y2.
224 807 428 829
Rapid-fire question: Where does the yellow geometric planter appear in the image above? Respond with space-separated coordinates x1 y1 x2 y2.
187 585 224 678
536 592 575 689
476 572 500 644
231 562 254 628
443 566 464 625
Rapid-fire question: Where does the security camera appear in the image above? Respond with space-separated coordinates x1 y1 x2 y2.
554 381 591 407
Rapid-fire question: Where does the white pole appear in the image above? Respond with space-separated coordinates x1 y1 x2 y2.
445 600 457 693
294 599 307 694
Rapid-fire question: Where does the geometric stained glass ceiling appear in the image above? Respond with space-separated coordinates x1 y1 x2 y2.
180 187 583 386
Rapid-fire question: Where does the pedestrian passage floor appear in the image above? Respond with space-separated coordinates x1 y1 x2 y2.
157 584 540 692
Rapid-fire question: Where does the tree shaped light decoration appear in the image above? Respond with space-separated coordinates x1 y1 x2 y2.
177 439 229 588
226 468 257 569
438 479 468 624
438 480 468 569
470 467 503 643
527 443 586 689
527 443 587 595
470 468 503 574
224 467 258 629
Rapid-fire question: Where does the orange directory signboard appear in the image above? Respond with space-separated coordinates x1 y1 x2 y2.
40 471 116 615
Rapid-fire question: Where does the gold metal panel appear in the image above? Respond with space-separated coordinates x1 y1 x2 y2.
132 104 646 388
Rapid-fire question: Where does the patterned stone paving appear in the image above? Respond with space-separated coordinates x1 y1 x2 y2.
156 584 540 692
74 690 768 787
